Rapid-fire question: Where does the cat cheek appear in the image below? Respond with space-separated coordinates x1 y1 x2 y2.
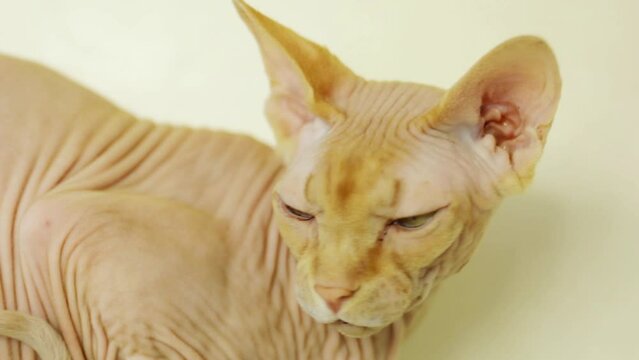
275 220 303 257
279 223 316 258
281 233 304 258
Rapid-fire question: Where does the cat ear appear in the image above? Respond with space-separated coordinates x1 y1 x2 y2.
234 0 359 157
432 36 561 193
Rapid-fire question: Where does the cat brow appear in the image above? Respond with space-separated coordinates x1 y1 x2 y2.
391 179 402 207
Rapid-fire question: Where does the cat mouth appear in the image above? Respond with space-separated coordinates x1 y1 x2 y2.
332 319 366 329
330 320 382 337
334 320 354 326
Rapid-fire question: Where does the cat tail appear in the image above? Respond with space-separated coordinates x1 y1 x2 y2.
0 310 71 360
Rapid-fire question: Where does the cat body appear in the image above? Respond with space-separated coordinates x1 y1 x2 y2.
0 0 560 359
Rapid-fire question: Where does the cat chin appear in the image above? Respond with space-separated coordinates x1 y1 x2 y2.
331 321 384 338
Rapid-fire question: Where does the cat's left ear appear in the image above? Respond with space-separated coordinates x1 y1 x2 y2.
234 0 360 159
432 36 561 194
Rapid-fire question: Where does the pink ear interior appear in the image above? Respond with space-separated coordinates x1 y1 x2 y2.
481 101 523 146
473 74 547 171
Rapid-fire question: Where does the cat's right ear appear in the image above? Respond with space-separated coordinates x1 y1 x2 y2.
234 0 360 160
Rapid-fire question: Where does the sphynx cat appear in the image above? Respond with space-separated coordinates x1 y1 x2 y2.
0 0 561 359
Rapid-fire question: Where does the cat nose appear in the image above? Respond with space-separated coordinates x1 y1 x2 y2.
314 283 359 313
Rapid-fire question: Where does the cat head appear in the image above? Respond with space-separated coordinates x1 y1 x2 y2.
235 0 560 337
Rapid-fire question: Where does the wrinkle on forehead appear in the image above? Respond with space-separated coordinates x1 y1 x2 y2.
325 81 444 148
299 81 446 215
307 150 401 219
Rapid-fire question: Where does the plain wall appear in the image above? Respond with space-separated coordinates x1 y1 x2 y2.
1 0 637 359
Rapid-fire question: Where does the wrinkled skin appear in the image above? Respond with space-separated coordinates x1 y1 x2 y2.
0 0 560 359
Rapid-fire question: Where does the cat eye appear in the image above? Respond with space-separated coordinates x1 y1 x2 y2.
282 203 315 221
392 210 439 230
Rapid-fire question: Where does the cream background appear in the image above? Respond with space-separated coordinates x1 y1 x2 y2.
1 0 637 359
